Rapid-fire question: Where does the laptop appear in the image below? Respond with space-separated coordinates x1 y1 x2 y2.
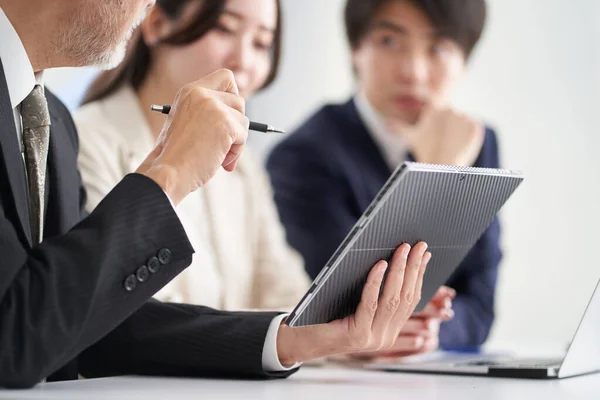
367 278 600 379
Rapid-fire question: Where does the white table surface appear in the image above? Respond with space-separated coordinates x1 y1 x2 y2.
1 365 599 400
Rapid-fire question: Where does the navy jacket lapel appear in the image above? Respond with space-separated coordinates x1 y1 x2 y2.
0 59 32 246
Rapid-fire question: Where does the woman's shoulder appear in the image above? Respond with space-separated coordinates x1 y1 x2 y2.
75 86 145 140
73 95 123 144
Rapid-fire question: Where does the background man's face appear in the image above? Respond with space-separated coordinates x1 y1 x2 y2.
352 0 466 124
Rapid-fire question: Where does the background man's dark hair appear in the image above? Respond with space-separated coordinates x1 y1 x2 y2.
344 0 487 58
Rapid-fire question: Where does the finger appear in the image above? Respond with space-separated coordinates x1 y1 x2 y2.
411 285 454 318
356 335 425 359
412 250 431 308
381 335 439 358
436 286 457 299
223 110 249 145
399 318 431 335
354 260 388 331
387 335 425 354
222 144 244 171
414 303 454 321
402 317 440 336
196 68 240 95
423 296 452 312
371 244 410 336
220 110 248 170
399 243 428 313
210 90 246 114
390 248 430 341
222 159 238 172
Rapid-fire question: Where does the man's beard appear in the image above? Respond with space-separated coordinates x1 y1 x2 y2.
56 2 148 70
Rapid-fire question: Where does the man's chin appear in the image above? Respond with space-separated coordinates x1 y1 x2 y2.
95 41 128 71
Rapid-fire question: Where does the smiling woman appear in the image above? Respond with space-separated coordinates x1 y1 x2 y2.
82 0 282 104
73 0 311 312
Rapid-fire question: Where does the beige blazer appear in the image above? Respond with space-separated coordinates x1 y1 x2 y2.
74 86 311 311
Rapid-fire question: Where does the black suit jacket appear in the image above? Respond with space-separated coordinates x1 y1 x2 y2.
0 60 294 388
267 99 502 349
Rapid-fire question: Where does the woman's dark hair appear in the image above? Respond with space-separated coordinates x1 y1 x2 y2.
345 0 487 58
82 0 282 105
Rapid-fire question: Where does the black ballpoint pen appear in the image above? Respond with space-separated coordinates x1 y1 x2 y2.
150 104 286 134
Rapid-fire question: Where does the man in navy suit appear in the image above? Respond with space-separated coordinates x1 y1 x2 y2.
268 0 500 355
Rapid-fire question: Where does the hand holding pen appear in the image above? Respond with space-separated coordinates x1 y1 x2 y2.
136 69 261 205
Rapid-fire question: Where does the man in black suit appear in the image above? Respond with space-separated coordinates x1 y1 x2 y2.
0 0 432 389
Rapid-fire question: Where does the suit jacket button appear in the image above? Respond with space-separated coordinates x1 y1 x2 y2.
158 248 172 265
147 256 161 274
136 265 150 283
124 274 137 292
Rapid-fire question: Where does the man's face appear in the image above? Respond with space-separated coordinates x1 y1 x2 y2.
57 0 155 68
352 0 466 124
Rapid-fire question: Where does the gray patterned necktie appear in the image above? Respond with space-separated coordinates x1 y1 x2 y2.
21 85 51 244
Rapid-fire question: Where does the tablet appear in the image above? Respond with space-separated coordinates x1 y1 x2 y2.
286 162 523 327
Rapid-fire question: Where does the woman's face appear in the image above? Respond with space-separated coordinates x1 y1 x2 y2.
149 0 277 99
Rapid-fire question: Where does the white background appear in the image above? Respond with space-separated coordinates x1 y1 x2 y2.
46 0 600 350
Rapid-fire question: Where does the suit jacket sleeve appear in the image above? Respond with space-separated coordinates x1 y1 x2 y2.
79 299 295 379
0 173 194 388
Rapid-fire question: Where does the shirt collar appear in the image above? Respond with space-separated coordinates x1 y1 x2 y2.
0 7 40 109
354 92 407 170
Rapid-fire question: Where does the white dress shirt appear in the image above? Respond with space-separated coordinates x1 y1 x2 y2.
0 7 38 151
0 7 294 373
354 92 408 170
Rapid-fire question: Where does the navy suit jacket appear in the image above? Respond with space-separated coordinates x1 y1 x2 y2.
267 99 502 349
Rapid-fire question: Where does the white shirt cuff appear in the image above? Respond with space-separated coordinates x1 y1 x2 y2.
262 314 302 372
